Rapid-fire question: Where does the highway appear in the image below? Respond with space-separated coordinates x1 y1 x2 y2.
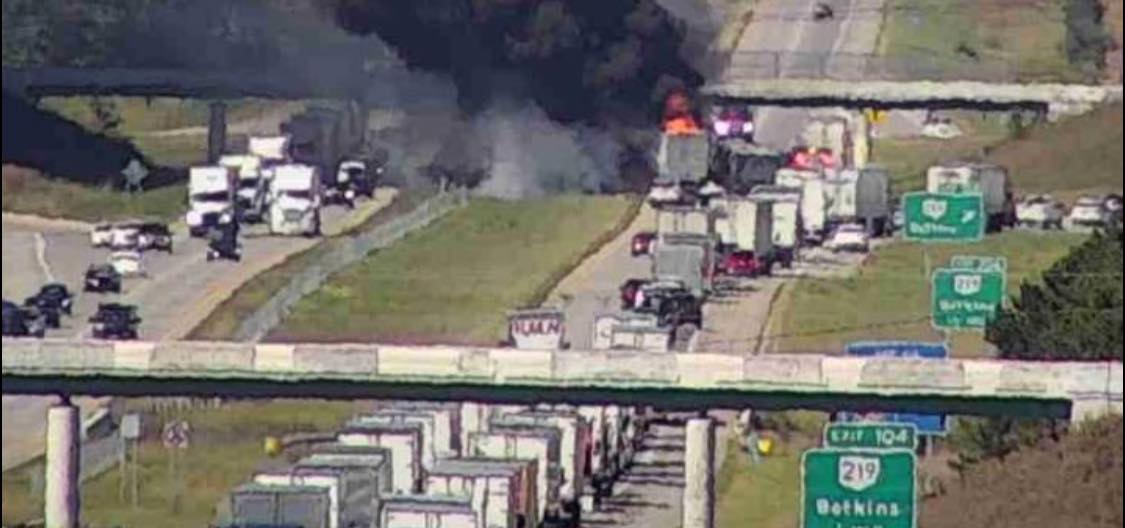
0 190 395 471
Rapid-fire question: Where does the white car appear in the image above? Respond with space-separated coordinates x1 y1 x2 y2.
825 223 870 253
108 222 142 251
108 250 146 278
1064 196 1110 231
1015 195 1066 230
90 223 114 248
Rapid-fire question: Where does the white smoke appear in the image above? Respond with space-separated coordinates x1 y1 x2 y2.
472 99 622 200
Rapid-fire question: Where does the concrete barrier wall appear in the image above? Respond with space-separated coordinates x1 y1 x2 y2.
4 339 1121 408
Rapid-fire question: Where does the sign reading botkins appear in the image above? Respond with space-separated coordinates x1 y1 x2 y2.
931 268 1005 330
803 449 917 528
902 192 984 242
508 308 566 350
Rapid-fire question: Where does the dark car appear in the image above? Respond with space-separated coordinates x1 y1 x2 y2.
89 303 141 340
637 286 704 329
23 295 62 329
138 222 174 253
620 279 651 310
3 300 46 338
36 283 74 315
631 232 656 257
84 265 123 294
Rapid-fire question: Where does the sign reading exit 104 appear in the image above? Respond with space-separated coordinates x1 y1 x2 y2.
825 423 918 450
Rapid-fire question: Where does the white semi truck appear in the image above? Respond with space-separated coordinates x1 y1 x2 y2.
185 166 236 237
491 411 591 520
381 495 479 528
469 427 562 526
426 458 536 528
824 167 891 236
748 187 801 268
337 422 424 494
925 162 1015 232
776 167 827 243
269 164 322 237
219 154 269 224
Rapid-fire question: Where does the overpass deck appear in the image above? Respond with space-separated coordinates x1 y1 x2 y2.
3 339 1121 420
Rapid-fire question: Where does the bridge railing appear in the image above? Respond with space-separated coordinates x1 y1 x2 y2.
720 51 1105 84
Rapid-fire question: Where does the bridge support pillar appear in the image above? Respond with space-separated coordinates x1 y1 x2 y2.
45 402 80 528
683 417 715 528
208 101 227 164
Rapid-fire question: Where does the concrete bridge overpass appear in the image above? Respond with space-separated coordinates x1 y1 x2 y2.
706 51 1124 115
3 338 1121 421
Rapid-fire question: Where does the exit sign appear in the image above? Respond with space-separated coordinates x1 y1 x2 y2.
825 423 918 450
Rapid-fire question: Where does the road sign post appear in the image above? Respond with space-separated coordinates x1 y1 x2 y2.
902 192 985 242
802 449 917 528
162 420 190 513
931 268 1005 330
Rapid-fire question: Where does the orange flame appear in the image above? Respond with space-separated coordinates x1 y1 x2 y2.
662 90 702 135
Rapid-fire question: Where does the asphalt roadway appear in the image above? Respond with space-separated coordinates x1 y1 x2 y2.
1 189 396 471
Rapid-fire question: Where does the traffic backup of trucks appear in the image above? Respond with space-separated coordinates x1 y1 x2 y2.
220 401 643 528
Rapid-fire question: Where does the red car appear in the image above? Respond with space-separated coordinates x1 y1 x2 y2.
716 251 769 277
620 279 650 310
631 232 656 256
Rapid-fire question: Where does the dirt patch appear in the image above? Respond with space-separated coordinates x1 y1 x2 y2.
921 416 1123 528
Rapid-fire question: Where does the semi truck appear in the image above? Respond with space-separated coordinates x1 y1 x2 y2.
824 167 891 236
254 456 385 528
925 162 1016 232
219 154 270 224
426 458 538 528
380 495 479 528
651 233 715 297
747 187 801 268
337 422 424 494
469 427 563 527
353 413 445 472
491 411 591 521
269 164 322 237
185 166 236 237
776 168 827 243
228 483 331 528
709 139 783 194
655 206 714 238
724 198 774 275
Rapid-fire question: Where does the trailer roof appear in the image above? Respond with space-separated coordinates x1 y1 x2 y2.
428 458 525 477
233 482 329 496
382 495 475 513
299 453 389 470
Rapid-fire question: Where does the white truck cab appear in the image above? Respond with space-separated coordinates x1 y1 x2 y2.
269 164 322 237
219 154 269 223
185 166 236 237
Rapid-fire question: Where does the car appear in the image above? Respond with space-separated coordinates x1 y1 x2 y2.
3 300 46 338
137 222 173 253
824 223 870 253
337 159 377 200
620 278 651 310
715 250 769 277
1064 196 1111 231
108 250 146 278
84 264 123 294
1015 195 1066 230
23 295 61 329
631 232 656 257
34 283 74 315
89 303 141 340
90 223 114 248
108 221 143 251
631 282 704 329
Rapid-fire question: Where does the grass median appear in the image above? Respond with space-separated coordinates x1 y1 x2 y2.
2 165 186 223
1 400 365 528
268 195 640 345
777 231 1085 357
880 0 1084 82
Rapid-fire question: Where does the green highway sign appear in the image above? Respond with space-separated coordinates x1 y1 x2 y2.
802 449 917 528
825 423 918 450
902 192 985 242
932 268 1006 330
949 255 1007 273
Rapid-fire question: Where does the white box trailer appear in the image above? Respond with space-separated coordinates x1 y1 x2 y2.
427 458 538 528
708 197 736 247
926 162 1014 231
461 402 491 458
656 133 709 185
826 167 891 236
293 454 393 528
355 413 443 471
337 422 424 494
730 199 774 261
655 206 713 237
255 467 356 528
374 401 463 457
491 411 590 512
381 495 480 528
777 169 827 242
748 187 801 268
507 307 566 350
468 428 562 524
249 135 291 162
229 483 331 528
